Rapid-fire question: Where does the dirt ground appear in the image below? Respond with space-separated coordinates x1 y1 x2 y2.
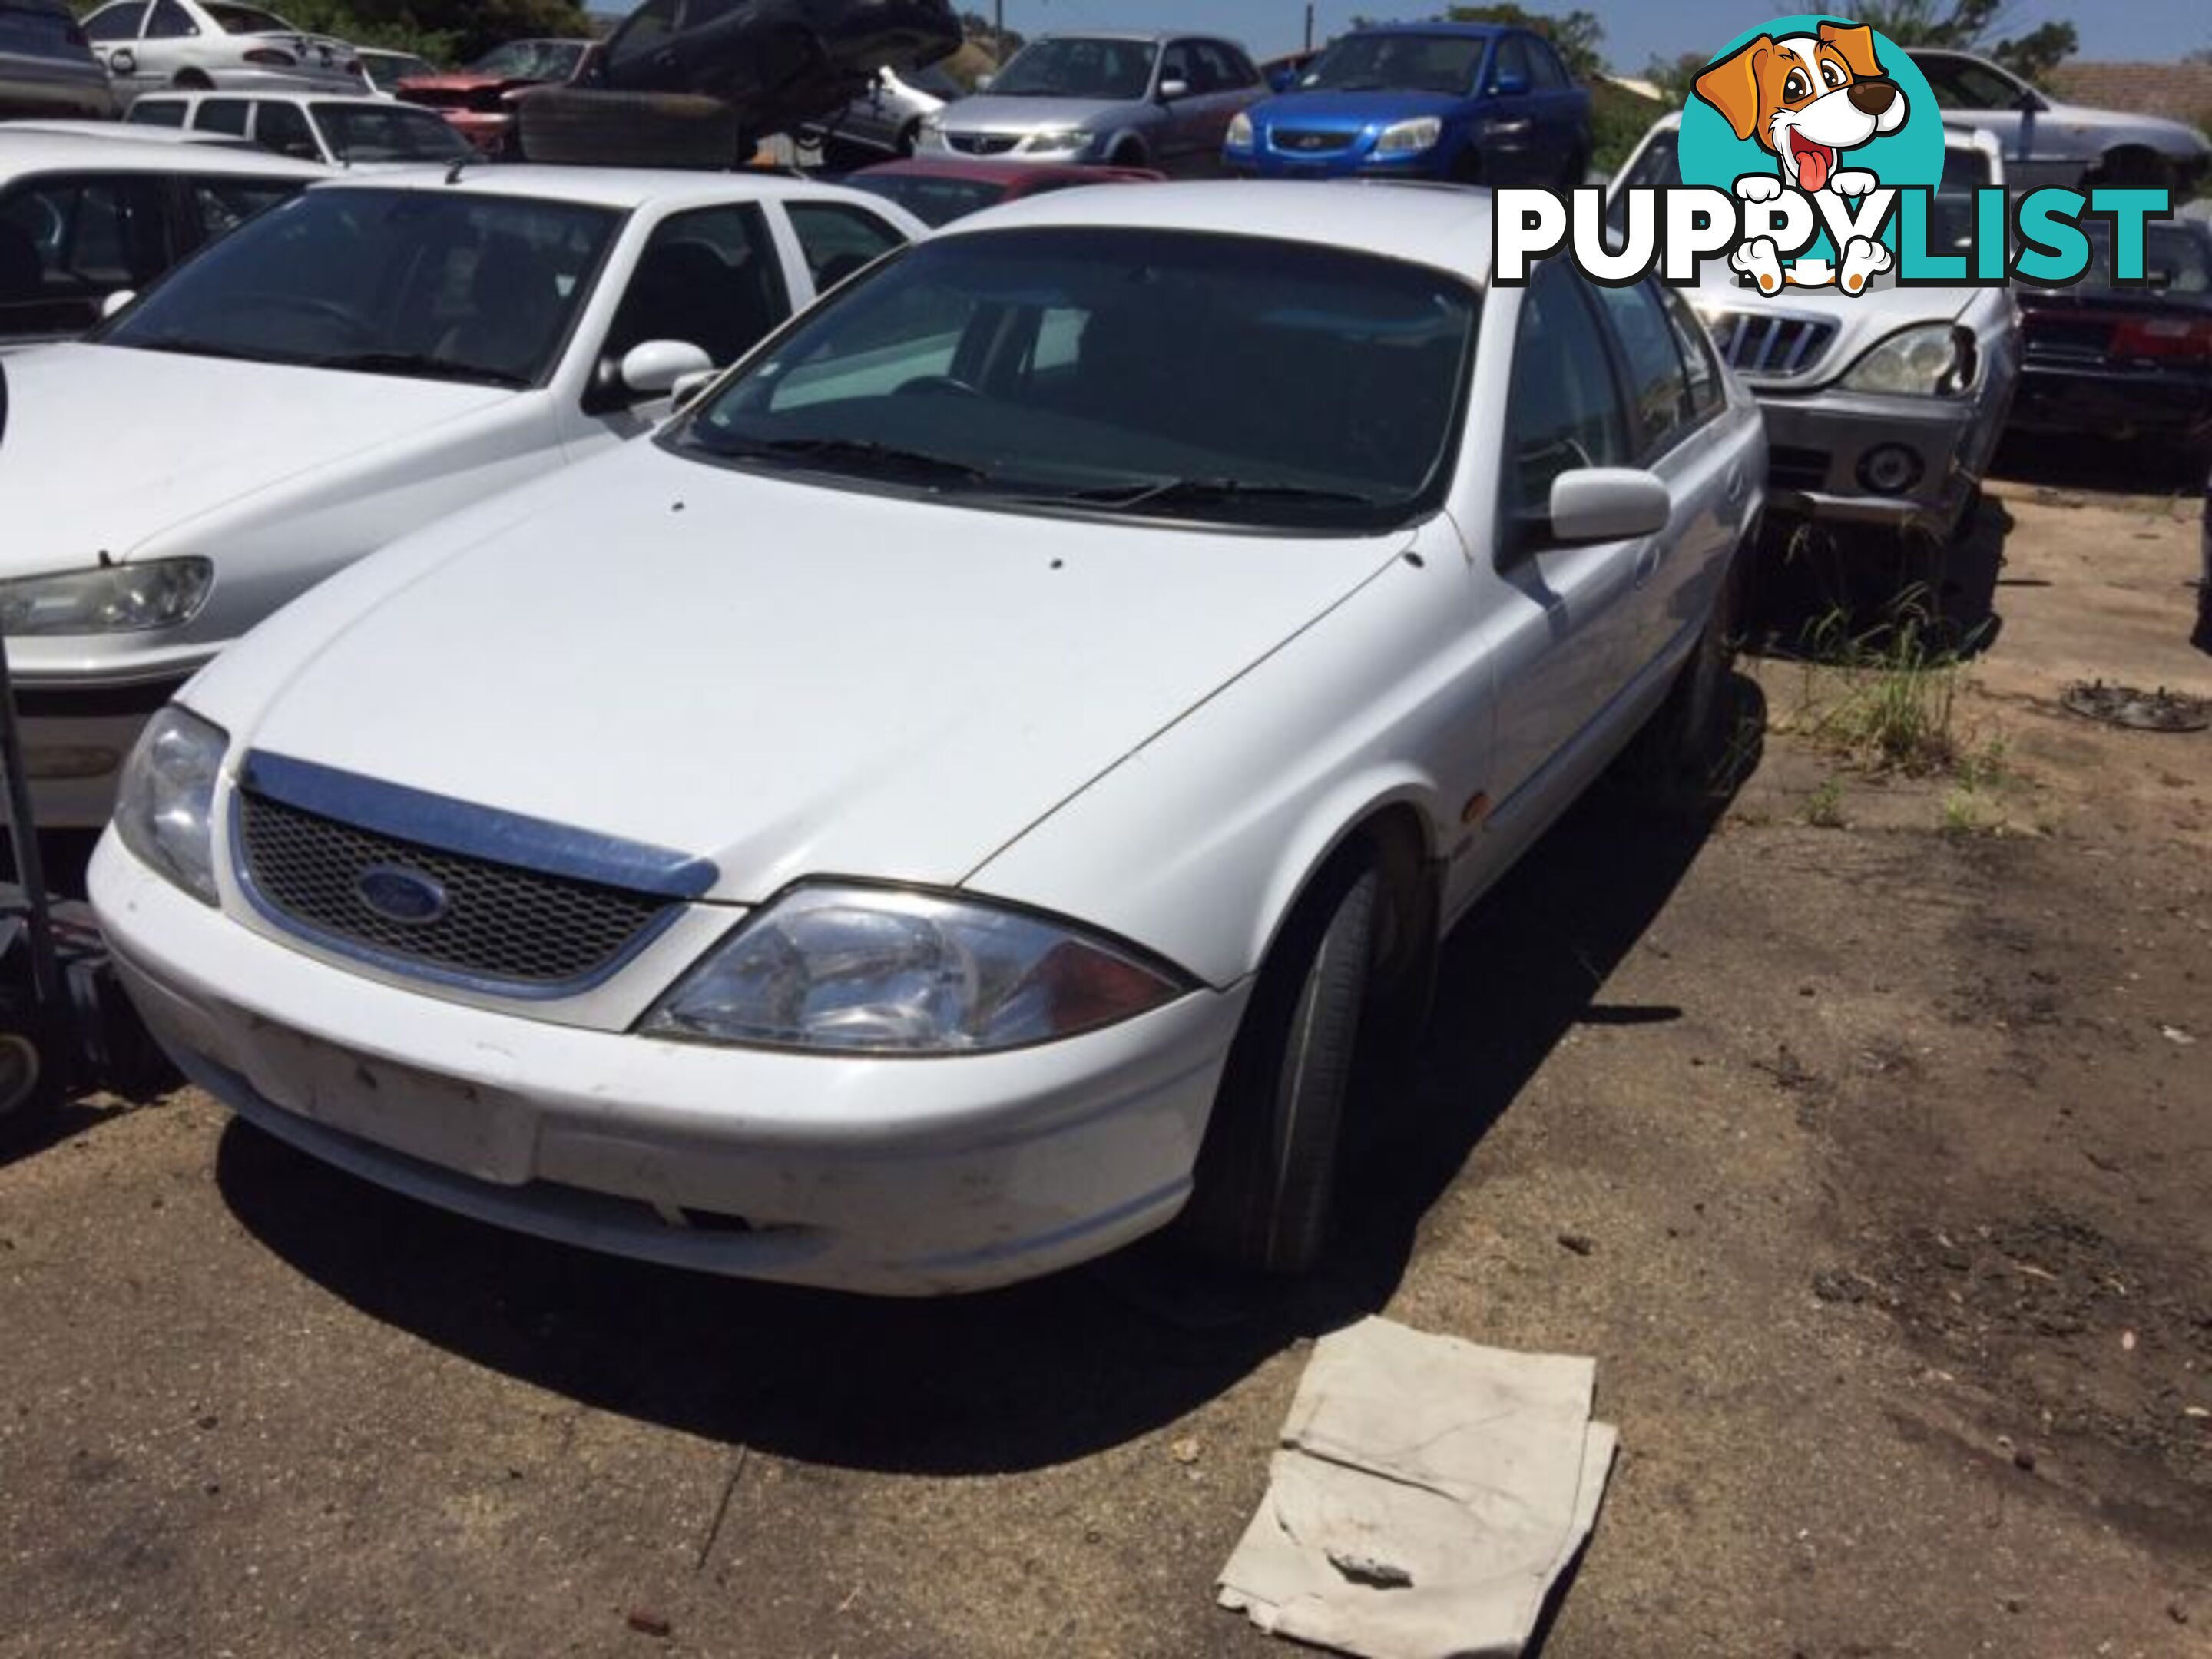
2 461 2207 1659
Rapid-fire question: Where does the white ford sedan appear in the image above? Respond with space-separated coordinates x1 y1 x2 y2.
92 182 1765 1294
2 164 922 824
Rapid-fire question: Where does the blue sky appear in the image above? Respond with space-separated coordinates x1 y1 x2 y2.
951 2 2208 75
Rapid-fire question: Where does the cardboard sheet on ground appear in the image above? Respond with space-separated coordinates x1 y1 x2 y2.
1219 1316 1617 1659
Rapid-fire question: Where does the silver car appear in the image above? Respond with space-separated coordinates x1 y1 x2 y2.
813 61 962 157
1910 48 2210 195
919 31 1264 171
1611 114 2021 545
81 0 359 102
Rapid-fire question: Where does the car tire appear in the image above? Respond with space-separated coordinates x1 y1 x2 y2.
1628 541 1747 791
1449 147 1484 185
1557 147 1589 191
513 88 745 169
1107 139 1147 168
1181 855 1379 1275
2091 147 2170 192
0 1005 58 1161
173 69 212 90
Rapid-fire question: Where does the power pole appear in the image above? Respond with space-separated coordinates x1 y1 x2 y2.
1304 4 1314 51
995 0 1004 58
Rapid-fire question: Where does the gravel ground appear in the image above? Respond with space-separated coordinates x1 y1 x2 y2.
2 469 2207 1659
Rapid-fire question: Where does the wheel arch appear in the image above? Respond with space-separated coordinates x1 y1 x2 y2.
1243 779 1445 992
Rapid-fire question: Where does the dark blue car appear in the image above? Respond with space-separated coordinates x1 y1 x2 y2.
1224 22 1588 188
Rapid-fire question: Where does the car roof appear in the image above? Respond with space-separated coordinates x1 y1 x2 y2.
0 127 326 175
857 156 1084 184
1030 29 1187 45
1638 108 1991 154
134 89 399 108
935 178 1492 282
309 163 906 214
1345 20 1508 38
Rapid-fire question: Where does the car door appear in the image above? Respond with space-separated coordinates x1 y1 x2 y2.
781 198 908 294
1522 35 1583 180
1152 39 1205 170
250 99 324 162
1480 35 1540 186
136 0 203 91
81 0 151 97
1190 41 1258 152
1581 275 1741 677
1475 258 1652 868
559 199 800 454
0 169 171 343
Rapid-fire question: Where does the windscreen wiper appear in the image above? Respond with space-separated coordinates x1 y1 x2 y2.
702 434 994 485
1026 475 1383 514
313 352 531 387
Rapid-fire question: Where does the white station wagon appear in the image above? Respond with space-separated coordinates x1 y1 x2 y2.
92 182 1765 1293
2 164 922 824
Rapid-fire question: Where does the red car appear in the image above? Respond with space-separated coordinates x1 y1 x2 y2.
396 38 593 153
843 156 1164 227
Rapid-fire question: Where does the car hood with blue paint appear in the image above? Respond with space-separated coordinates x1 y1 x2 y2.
1250 88 1466 132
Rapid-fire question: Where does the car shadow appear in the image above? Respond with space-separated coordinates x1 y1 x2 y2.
1992 432 2210 498
212 689 1757 1479
1743 496 2011 663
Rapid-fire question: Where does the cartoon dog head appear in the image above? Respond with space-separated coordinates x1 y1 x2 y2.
1694 23 1908 192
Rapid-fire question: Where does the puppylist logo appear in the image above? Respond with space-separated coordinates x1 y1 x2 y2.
1492 14 2174 295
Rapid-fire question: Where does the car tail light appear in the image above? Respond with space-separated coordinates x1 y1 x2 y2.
243 47 296 65
2111 315 2212 359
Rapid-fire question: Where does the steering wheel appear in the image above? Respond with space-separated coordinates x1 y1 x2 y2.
892 374 982 399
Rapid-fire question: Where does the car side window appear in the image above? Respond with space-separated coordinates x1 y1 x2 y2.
145 0 198 38
1652 281 1724 423
1190 42 1240 93
1502 261 1629 539
786 200 906 293
600 202 790 390
1220 44 1262 87
187 175 303 243
0 174 171 336
1585 278 1692 459
1159 41 1194 91
195 98 250 135
1527 39 1570 88
255 101 320 161
129 98 188 127
83 3 149 43
1488 36 1532 92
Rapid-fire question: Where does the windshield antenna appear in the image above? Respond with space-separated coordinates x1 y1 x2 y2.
445 154 472 186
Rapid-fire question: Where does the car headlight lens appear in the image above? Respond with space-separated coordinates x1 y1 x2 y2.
1227 111 1253 149
640 885 1190 1055
1841 323 1975 396
0 558 213 636
114 705 227 906
1023 128 1091 154
1374 116 1442 157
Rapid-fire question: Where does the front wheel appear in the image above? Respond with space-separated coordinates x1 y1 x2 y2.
1181 857 1379 1274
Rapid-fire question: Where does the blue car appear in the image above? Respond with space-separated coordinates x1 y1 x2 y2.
1224 22 1588 187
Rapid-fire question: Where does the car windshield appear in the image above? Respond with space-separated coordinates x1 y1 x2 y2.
469 39 584 80
846 172 1006 227
363 53 433 91
990 38 1157 101
677 227 1477 533
312 101 472 162
1300 33 1486 95
98 187 620 386
0 2 90 60
207 4 293 34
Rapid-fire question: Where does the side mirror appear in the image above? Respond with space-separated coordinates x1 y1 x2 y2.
1492 71 1530 97
670 367 720 412
100 289 137 320
617 339 714 399
1544 468 1671 545
2012 87 2044 113
1267 67 1296 93
1157 78 1190 102
974 72 994 92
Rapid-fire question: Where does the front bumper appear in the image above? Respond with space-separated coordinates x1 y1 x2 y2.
91 836 1248 1295
2009 363 2212 446
1753 386 2002 539
1227 144 1442 180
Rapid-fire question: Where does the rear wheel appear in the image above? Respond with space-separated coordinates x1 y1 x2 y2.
2091 147 2171 191
1181 855 1379 1274
514 88 745 170
0 998 58 1160
1449 147 1484 185
173 69 212 90
1108 138 1147 168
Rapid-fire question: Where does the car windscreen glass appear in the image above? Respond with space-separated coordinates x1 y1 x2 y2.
677 227 1477 532
313 101 472 161
0 2 89 58
846 172 1003 227
2075 225 2211 294
1939 144 1994 190
469 39 582 80
1605 128 1677 231
1300 33 1487 95
990 38 1157 101
909 63 962 100
98 187 620 386
206 4 292 33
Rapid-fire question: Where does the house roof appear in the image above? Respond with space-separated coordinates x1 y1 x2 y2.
2048 61 2212 125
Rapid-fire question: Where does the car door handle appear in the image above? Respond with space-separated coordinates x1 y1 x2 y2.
1634 542 1662 586
1725 465 1747 505
1489 118 1532 135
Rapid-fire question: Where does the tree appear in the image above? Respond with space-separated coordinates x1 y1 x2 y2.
1856 0 2079 86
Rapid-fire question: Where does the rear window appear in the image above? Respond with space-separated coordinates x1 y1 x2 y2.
206 4 291 32
127 98 190 127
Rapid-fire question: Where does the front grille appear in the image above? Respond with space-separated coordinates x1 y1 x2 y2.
1704 310 1837 378
238 790 672 990
1272 127 1355 154
1767 445 1831 491
948 131 1022 155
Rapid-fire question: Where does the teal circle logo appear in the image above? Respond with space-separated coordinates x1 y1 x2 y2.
1678 14 1942 261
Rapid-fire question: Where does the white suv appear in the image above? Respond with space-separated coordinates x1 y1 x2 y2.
81 0 359 103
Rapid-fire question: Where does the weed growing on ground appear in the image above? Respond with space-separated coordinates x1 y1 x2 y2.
1795 591 1981 776
1806 777 1846 828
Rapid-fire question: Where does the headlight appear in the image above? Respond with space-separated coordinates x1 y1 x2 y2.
1227 111 1253 149
1023 128 1091 154
0 558 213 636
1374 117 1442 157
114 705 227 906
639 884 1190 1055
1841 324 1975 396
